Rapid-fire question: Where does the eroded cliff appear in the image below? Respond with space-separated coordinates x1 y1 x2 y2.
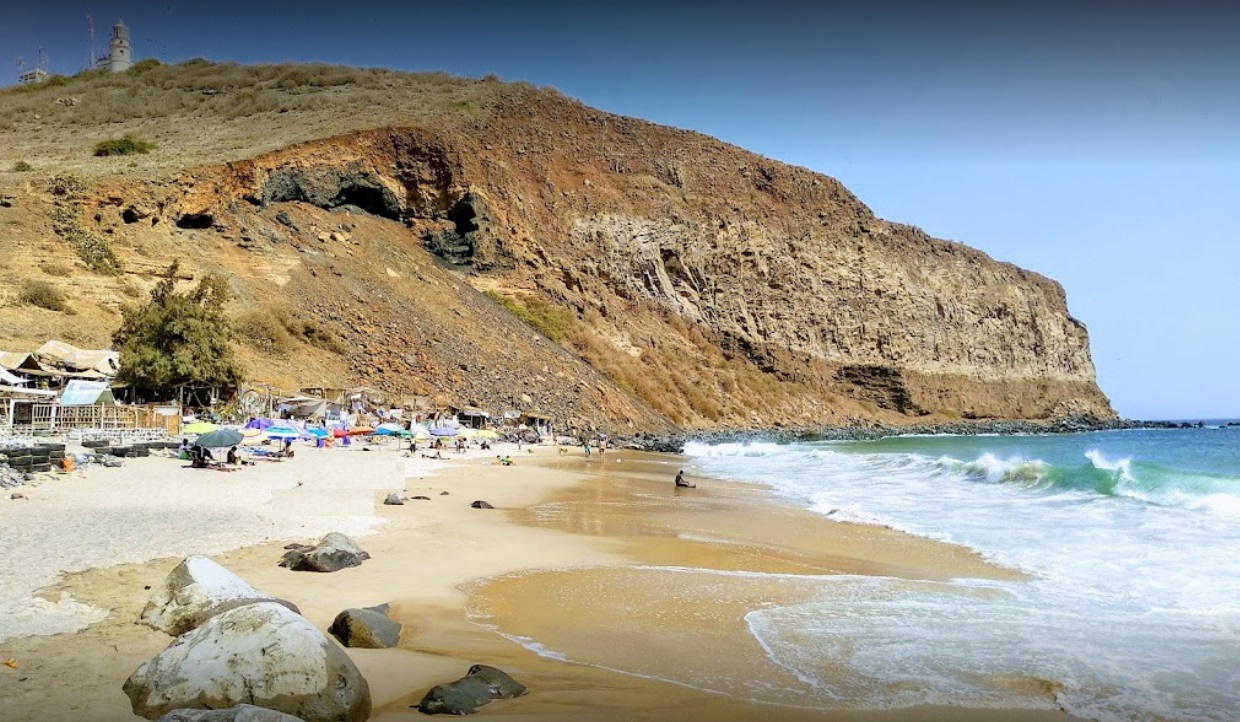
0 68 1113 430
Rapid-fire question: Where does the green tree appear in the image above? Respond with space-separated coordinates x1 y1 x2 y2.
112 262 243 393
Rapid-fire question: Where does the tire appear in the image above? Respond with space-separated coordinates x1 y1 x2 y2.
134 445 150 457
82 440 109 448
110 446 131 458
32 463 52 473
37 443 66 452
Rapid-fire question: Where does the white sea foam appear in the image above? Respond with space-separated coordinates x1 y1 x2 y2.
683 432 1240 721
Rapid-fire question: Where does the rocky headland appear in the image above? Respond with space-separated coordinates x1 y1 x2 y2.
0 63 1114 434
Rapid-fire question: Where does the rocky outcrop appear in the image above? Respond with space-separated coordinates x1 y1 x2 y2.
328 604 401 649
416 665 528 715
279 532 370 573
123 602 370 722
19 72 1112 430
139 555 300 636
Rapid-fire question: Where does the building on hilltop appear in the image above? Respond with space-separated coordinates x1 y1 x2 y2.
107 20 133 72
16 47 50 85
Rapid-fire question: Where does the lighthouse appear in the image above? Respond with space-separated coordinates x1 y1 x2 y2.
108 20 132 72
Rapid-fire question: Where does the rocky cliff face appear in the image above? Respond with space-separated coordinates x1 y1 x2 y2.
0 80 1113 430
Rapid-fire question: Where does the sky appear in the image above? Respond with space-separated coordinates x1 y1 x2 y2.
4 1 1237 420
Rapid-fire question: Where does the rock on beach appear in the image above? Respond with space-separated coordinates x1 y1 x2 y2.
328 604 401 649
123 602 371 722
416 664 527 715
156 705 308 722
140 555 300 636
278 532 370 573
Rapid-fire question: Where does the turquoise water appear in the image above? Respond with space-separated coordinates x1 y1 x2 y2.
685 426 1240 722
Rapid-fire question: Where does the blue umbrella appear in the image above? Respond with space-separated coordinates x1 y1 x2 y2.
306 427 329 438
265 426 301 439
430 427 459 437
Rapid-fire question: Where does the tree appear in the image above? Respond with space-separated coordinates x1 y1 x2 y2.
112 262 243 395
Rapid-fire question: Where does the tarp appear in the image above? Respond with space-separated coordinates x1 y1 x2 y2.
60 380 116 406
0 351 49 376
0 384 56 398
32 341 119 379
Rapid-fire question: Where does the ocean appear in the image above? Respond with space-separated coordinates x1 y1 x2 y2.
683 424 1240 722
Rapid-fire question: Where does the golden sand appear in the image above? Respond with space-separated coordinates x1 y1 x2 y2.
0 444 1072 722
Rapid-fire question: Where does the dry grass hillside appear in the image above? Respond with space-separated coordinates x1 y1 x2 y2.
0 61 1114 432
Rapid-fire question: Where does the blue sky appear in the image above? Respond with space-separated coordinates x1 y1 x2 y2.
5 1 1237 419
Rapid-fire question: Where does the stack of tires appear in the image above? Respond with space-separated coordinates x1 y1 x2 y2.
4 450 33 474
37 442 65 472
110 445 132 458
30 445 52 473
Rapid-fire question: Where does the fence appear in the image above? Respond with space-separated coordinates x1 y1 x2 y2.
5 403 180 436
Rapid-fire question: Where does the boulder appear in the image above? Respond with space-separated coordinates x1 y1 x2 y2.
156 705 307 722
279 532 370 573
383 493 405 505
124 602 370 722
470 500 494 509
416 664 527 715
328 604 401 649
140 556 300 636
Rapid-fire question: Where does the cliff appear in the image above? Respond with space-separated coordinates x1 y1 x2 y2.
0 63 1113 431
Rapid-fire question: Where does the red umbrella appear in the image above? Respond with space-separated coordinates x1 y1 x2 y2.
331 428 349 438
350 426 375 435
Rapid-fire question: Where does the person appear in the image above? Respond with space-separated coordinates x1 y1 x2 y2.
599 438 607 461
191 444 213 469
675 470 695 488
583 441 591 457
178 438 191 460
226 446 239 465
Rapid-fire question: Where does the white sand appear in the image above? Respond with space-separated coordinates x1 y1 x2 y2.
0 440 479 643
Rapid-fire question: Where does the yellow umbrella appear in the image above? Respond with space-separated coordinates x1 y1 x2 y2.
183 421 219 434
476 429 499 440
458 427 479 439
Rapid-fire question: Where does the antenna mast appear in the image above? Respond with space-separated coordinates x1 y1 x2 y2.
88 16 95 70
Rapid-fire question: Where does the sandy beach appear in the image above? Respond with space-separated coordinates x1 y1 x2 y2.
0 440 1076 722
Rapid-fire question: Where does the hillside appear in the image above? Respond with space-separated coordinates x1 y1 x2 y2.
0 61 1114 432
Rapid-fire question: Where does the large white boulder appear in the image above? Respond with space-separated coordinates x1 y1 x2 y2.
140 556 300 636
157 706 307 722
124 602 371 722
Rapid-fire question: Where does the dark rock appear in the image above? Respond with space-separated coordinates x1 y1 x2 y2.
410 495 431 501
328 605 401 649
416 664 527 715
274 210 297 229
279 532 370 573
439 491 449 496
383 493 405 505
470 500 494 509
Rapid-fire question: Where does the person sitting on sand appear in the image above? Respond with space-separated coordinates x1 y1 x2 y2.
226 446 239 466
497 455 513 466
675 470 695 488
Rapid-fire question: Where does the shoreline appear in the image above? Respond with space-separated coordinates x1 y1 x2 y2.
619 415 1202 452
0 442 1075 722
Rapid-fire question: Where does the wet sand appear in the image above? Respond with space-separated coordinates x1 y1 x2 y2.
0 444 1074 722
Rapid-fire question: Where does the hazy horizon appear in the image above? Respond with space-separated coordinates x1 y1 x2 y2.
4 0 1236 420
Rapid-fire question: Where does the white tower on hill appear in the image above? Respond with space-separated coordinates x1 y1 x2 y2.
108 20 132 72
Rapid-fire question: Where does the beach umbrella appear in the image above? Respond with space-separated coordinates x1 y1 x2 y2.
411 427 431 440
244 418 277 430
458 427 478 439
331 428 349 438
265 425 300 439
476 429 499 440
430 426 459 437
183 421 219 434
350 426 376 436
241 427 264 438
375 423 403 435
305 427 329 438
196 428 245 448
394 429 412 437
